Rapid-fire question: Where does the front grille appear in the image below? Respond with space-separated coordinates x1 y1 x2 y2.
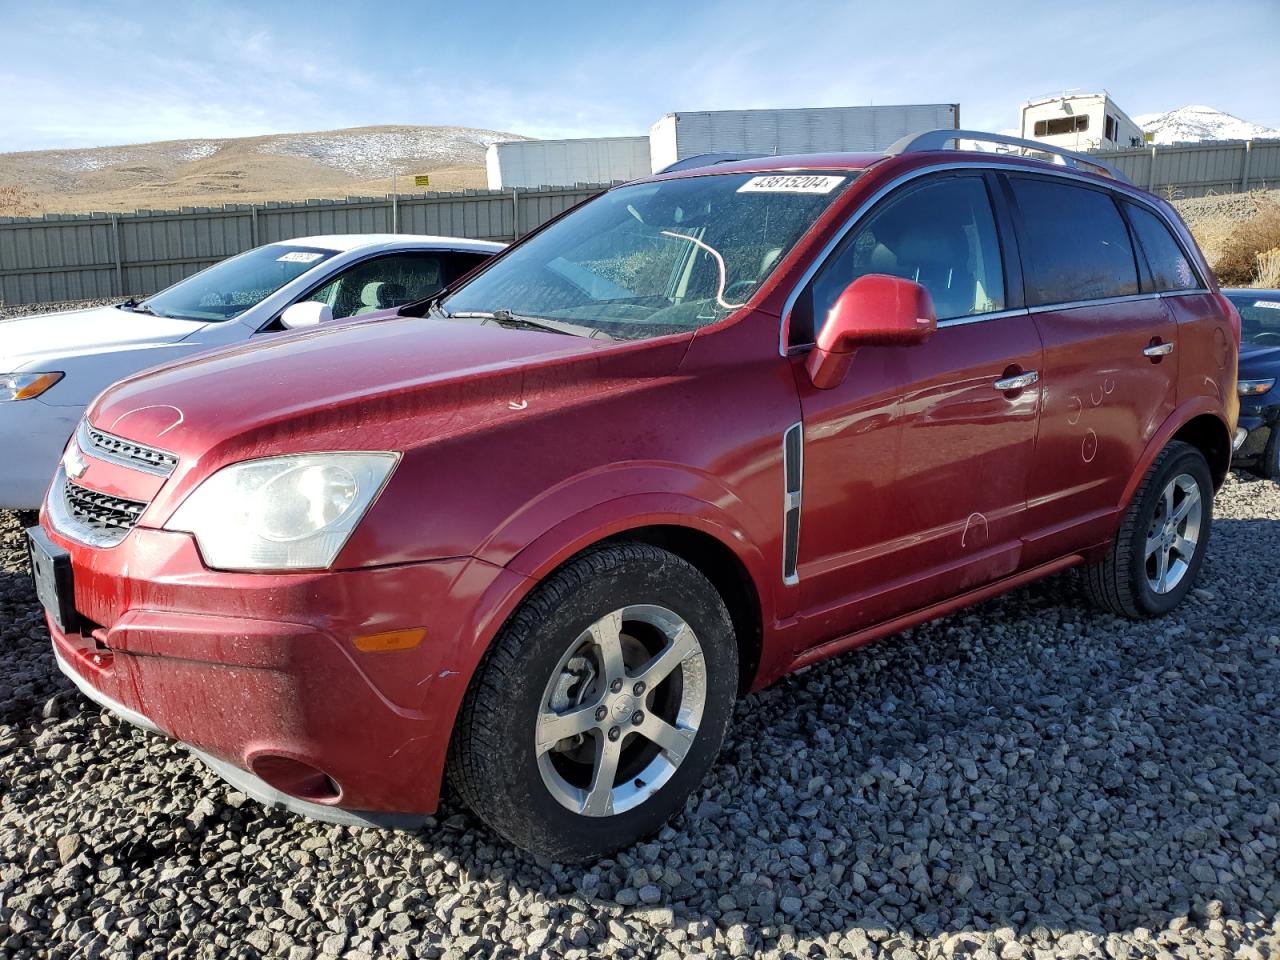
63 480 147 536
83 424 178 476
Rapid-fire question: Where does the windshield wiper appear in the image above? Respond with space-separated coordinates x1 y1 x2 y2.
118 299 163 318
449 309 617 341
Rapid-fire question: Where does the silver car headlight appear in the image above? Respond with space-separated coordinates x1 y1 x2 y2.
1 372 64 401
166 453 399 570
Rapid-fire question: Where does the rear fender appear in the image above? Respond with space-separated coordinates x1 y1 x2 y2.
1120 399 1232 509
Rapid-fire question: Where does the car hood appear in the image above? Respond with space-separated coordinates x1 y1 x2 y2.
88 314 685 467
1240 342 1280 376
0 304 210 371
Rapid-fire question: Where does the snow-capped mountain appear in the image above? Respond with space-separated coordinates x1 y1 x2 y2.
1133 105 1280 145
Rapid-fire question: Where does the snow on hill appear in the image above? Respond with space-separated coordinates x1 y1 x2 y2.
0 125 531 214
1134 105 1280 145
259 126 528 179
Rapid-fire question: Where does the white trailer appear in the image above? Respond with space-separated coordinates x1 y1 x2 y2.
1020 93 1146 152
486 136 652 190
648 105 960 171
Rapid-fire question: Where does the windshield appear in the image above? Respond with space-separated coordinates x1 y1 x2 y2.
442 172 854 339
138 245 337 322
1227 293 1280 345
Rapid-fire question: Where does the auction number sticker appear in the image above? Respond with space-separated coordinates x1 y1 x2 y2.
1254 299 1280 310
277 251 325 263
738 175 845 194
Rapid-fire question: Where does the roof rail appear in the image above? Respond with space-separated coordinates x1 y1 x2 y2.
656 152 769 174
884 129 1132 184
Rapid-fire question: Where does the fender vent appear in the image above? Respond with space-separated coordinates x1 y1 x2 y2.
782 422 803 585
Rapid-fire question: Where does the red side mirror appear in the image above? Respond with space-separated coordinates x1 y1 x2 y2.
806 274 937 389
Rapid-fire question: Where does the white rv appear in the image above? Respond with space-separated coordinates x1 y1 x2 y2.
1020 93 1145 152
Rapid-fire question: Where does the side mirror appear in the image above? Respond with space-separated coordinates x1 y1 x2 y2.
806 274 937 389
280 301 334 330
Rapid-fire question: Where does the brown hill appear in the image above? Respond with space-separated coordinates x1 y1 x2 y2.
0 124 530 215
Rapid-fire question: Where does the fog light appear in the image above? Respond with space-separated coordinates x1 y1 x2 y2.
250 755 341 802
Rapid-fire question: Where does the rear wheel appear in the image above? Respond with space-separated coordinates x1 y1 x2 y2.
448 542 737 861
1083 440 1213 618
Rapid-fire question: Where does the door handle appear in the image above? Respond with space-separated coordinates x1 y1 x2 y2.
1143 342 1175 358
993 370 1040 392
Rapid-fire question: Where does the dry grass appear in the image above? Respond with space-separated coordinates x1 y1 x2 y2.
1257 249 1280 288
1206 200 1280 285
1180 191 1280 287
0 185 39 217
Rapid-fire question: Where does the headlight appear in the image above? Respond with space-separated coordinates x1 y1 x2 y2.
0 372 63 401
166 453 399 570
1238 377 1276 397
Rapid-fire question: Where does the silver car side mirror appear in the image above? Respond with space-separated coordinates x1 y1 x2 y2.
280 301 334 329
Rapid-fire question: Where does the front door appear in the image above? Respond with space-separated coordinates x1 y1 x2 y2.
787 172 1043 645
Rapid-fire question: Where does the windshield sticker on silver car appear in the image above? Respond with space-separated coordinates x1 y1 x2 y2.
737 175 845 194
276 251 325 263
1254 300 1280 310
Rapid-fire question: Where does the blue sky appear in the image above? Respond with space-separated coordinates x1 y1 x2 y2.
1 0 1277 152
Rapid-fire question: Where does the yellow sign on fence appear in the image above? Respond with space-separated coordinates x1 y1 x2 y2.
414 175 431 187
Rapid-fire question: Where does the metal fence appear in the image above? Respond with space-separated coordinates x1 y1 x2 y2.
1094 139 1280 199
0 185 607 307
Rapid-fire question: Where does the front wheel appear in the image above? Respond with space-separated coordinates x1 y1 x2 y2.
447 543 738 861
1263 427 1280 481
1083 440 1213 618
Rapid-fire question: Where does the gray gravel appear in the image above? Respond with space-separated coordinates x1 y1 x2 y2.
0 297 126 321
2 475 1278 959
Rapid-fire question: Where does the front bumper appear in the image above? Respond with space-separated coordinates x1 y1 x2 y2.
42 519 528 819
1234 408 1275 463
0 398 81 509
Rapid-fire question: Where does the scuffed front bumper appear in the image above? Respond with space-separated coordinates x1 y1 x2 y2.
41 520 528 820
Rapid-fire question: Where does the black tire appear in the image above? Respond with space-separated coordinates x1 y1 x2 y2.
1083 440 1213 618
1263 427 1280 481
447 542 738 862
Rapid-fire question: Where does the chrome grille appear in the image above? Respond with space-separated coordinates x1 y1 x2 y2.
63 480 147 537
82 423 177 476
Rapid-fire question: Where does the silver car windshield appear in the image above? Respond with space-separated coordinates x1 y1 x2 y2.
442 172 855 339
137 245 337 322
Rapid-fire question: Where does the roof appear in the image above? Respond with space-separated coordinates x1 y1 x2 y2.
1024 92 1113 108
273 234 506 253
654 152 886 179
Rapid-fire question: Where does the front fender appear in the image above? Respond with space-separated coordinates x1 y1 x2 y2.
500 490 774 606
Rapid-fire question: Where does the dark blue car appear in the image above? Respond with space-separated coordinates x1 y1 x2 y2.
1225 288 1280 478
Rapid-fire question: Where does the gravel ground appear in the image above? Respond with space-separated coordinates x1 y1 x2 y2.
0 298 124 321
1 476 1278 960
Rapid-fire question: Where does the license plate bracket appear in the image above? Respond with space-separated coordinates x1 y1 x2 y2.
27 526 76 634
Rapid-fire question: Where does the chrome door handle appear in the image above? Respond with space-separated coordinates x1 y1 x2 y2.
1143 342 1175 357
993 370 1040 391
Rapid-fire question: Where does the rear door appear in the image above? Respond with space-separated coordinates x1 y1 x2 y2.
790 171 1044 643
1004 174 1179 566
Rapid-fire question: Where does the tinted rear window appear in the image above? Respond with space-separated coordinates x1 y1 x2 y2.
1124 203 1201 292
1010 178 1139 306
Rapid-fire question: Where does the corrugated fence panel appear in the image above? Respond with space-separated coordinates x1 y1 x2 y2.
1096 140 1280 198
0 185 609 306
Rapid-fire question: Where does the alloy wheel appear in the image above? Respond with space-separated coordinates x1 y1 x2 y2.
1144 473 1202 594
535 605 707 817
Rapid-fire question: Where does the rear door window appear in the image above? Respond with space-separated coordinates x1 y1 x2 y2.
1123 203 1201 292
1009 177 1139 306
795 174 1006 342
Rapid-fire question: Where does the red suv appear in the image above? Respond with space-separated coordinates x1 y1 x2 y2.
31 131 1239 861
